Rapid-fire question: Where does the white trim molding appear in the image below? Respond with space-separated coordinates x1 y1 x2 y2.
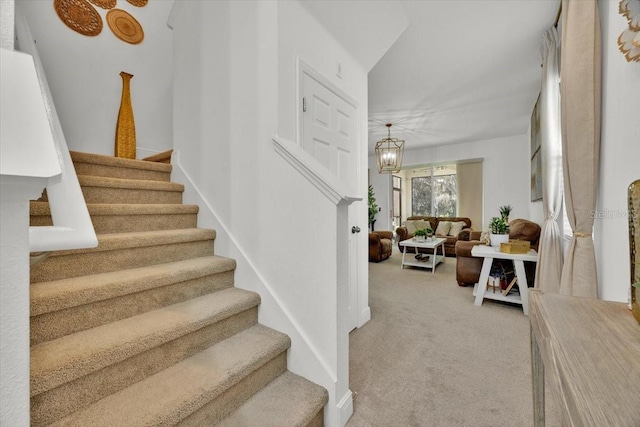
337 389 354 427
272 134 362 205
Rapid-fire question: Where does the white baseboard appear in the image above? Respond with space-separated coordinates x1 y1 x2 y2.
337 389 354 427
358 306 371 328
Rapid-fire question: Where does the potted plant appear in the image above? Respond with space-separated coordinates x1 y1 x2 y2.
499 205 513 223
368 185 378 231
413 227 432 242
489 216 509 247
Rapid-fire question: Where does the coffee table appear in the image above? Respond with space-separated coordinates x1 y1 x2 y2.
399 237 446 273
471 244 538 315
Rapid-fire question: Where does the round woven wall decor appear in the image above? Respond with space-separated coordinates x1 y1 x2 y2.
54 0 102 37
88 0 116 9
107 9 144 44
126 0 148 7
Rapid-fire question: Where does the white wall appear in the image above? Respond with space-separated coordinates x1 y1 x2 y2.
0 0 14 49
173 2 343 402
370 133 531 231
595 0 640 302
368 169 391 231
171 1 407 425
16 0 173 158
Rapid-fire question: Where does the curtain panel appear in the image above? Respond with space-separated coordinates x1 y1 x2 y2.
535 26 564 294
559 0 602 298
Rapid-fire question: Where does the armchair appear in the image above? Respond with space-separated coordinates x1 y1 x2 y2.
369 231 393 262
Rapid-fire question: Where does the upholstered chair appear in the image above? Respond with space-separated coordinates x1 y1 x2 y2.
369 231 393 262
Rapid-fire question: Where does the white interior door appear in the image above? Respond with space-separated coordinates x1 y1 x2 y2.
301 68 360 331
302 74 357 187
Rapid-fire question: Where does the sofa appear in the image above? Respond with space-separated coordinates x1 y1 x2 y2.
395 216 472 257
369 231 393 262
455 218 541 287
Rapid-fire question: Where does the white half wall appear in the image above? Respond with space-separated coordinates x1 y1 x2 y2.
16 0 174 157
595 0 640 302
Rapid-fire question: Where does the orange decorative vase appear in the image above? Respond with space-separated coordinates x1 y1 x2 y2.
115 71 136 159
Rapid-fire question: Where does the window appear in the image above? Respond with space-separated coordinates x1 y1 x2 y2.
411 165 457 217
411 176 432 215
392 175 402 229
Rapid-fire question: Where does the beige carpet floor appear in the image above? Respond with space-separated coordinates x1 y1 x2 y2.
347 252 560 427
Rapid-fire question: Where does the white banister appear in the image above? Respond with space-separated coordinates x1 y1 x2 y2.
14 9 97 252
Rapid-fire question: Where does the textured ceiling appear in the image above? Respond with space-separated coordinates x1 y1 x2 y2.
368 0 561 152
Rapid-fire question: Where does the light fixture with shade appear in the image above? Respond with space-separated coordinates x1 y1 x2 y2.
375 123 405 173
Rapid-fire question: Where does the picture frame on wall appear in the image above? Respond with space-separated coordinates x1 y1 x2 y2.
530 95 542 202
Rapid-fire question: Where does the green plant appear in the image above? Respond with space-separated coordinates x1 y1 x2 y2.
499 205 513 220
413 227 432 237
489 216 509 234
368 185 378 225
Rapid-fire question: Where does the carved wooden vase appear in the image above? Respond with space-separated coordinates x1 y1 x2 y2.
629 179 640 324
115 71 136 159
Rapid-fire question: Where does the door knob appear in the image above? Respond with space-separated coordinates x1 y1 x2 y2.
352 226 361 234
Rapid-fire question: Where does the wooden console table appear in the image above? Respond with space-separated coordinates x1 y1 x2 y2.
529 290 640 426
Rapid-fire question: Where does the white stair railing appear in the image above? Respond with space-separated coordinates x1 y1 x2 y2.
14 9 97 253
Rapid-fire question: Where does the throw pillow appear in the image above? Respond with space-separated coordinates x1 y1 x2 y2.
448 221 466 237
404 220 418 234
414 219 431 233
479 228 490 245
435 221 451 236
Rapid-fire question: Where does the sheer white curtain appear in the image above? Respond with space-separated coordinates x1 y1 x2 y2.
534 26 563 293
559 0 601 298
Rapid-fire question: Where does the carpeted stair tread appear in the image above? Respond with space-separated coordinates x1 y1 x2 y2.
31 201 199 216
71 151 172 172
217 371 328 427
50 325 290 427
30 202 199 233
35 228 215 257
69 175 184 205
31 255 235 317
30 255 238 345
31 288 261 396
30 229 216 283
71 151 172 182
77 175 183 191
141 149 173 164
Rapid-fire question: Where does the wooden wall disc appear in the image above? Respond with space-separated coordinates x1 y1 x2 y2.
54 0 102 37
106 9 144 44
126 0 148 7
88 0 117 9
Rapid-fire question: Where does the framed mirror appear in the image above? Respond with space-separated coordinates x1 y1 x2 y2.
629 179 640 323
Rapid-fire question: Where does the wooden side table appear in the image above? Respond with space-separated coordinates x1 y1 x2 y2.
471 245 537 315
529 291 640 426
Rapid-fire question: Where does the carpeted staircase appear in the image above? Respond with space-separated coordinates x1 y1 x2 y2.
29 151 327 426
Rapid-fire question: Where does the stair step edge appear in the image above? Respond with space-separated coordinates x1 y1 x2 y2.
141 149 173 163
31 288 261 396
32 228 216 257
30 201 199 216
78 175 183 191
50 325 290 427
218 371 329 427
31 256 236 316
71 151 172 173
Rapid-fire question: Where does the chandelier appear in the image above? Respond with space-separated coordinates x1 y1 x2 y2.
375 123 405 173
